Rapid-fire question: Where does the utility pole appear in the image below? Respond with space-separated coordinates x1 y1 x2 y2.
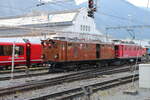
147 0 150 8
11 42 15 79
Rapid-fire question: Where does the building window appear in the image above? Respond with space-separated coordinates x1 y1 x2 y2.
80 25 83 31
88 26 91 31
80 25 91 32
85 26 88 31
83 25 85 31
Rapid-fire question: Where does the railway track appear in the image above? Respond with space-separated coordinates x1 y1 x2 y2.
0 65 133 97
0 70 48 81
0 67 107 81
0 61 142 81
0 66 48 74
32 74 138 100
0 67 50 81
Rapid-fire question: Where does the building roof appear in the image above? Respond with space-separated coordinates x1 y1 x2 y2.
0 9 81 27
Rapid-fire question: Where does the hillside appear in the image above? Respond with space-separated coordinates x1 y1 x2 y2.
0 0 150 39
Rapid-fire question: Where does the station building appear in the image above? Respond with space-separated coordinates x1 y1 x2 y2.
0 8 108 42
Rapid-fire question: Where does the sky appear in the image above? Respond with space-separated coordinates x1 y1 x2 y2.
40 0 88 5
127 0 150 8
40 0 150 8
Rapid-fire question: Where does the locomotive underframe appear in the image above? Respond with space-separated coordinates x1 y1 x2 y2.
45 57 142 72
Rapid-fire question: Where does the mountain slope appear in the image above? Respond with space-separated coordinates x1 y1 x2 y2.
0 0 150 39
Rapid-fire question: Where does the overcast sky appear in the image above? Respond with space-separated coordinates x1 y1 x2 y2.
127 0 150 8
39 0 150 8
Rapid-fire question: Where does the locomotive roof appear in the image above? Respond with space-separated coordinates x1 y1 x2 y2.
114 43 141 46
0 8 79 27
42 39 114 45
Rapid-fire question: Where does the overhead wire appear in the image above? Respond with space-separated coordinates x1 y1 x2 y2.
0 0 150 39
147 0 150 8
0 0 75 38
130 0 150 88
0 0 145 24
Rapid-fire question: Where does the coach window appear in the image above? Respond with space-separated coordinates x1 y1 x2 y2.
129 47 131 50
126 47 128 50
0 46 4 56
124 47 127 50
15 46 24 56
3 45 12 56
130 47 132 50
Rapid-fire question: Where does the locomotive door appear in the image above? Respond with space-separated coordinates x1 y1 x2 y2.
115 45 119 57
61 42 67 61
96 44 100 59
26 43 31 68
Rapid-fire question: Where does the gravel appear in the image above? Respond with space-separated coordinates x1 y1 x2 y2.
0 71 140 100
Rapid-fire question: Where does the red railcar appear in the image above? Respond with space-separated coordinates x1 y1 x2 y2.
115 44 146 59
0 42 42 68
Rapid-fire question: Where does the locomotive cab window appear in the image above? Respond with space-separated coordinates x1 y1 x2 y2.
68 43 72 47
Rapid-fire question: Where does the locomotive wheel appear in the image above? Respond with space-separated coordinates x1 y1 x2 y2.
48 63 55 73
74 64 81 71
96 63 101 68
5 66 9 70
0 66 9 70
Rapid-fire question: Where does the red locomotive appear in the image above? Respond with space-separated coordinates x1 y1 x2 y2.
41 39 115 70
41 39 147 72
0 42 42 69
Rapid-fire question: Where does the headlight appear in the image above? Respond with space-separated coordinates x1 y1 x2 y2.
54 54 59 59
41 54 45 59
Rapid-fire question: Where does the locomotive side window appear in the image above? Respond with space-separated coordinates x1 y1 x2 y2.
68 43 72 47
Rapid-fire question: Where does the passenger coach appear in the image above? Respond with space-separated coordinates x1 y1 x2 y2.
0 42 42 69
